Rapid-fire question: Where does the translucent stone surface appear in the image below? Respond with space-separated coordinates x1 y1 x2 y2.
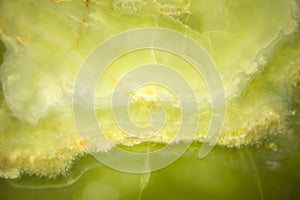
0 0 299 178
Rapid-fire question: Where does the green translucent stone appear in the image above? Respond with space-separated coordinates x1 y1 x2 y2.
0 1 299 199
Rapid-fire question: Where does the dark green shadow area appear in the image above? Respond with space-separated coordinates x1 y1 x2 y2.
0 40 4 63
